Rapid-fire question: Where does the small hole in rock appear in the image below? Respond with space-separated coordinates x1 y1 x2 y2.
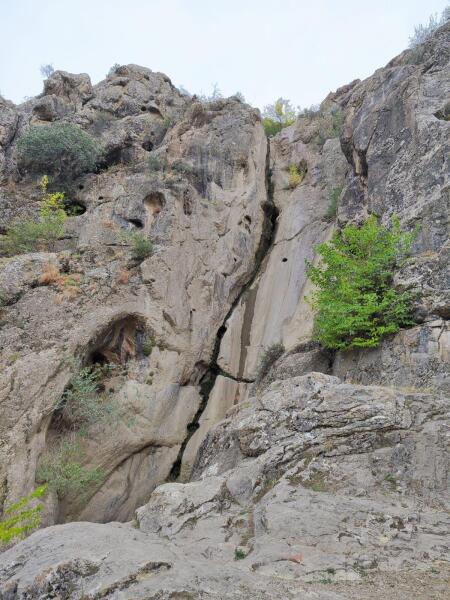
142 140 154 152
128 218 144 229
78 184 84 190
282 258 288 262
141 106 147 112
98 196 104 200
65 201 86 216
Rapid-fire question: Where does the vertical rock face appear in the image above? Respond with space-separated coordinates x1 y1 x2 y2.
0 65 268 523
0 22 450 600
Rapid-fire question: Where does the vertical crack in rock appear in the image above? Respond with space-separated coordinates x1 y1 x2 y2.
168 138 279 481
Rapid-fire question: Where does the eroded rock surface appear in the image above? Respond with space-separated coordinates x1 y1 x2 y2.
0 19 449 600
0 65 268 524
1 373 449 598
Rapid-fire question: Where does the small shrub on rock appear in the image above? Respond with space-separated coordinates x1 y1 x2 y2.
0 176 67 256
142 336 155 357
130 233 153 261
262 98 297 137
325 185 343 221
306 215 417 350
287 162 307 189
36 439 104 499
56 363 117 429
148 154 167 172
262 118 282 137
409 7 450 47
17 122 102 180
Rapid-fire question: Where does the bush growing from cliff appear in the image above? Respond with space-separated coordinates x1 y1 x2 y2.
130 232 153 261
36 439 104 499
56 363 117 430
306 216 416 350
0 176 67 255
262 98 297 136
17 122 102 180
0 485 47 545
325 185 343 221
409 6 450 47
287 162 307 189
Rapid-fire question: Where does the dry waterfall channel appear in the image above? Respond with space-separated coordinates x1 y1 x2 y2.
0 21 450 600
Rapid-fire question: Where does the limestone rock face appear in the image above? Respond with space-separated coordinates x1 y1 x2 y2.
0 66 268 524
1 373 449 598
0 21 450 600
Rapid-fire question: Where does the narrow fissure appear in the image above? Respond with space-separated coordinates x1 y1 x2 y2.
168 138 279 481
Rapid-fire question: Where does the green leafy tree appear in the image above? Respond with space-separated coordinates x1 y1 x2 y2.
0 485 47 545
306 215 416 350
262 98 297 136
17 122 102 180
0 175 67 255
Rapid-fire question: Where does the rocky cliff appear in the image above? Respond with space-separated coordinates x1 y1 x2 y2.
0 21 449 600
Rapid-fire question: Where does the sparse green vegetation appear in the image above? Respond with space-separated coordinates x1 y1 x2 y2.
325 185 343 221
306 215 417 350
409 6 450 47
234 548 247 560
142 336 155 357
0 176 67 256
262 118 282 137
17 122 102 180
287 162 307 189
130 232 153 261
0 485 47 545
384 474 397 490
148 153 167 172
262 98 297 136
36 439 104 499
162 116 173 130
56 363 117 430
314 109 345 146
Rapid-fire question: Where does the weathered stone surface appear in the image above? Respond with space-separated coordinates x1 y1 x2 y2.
0 67 268 523
181 375 248 481
0 21 449 600
1 373 449 598
333 320 450 389
218 136 348 381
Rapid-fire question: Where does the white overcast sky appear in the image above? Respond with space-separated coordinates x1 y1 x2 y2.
0 0 448 109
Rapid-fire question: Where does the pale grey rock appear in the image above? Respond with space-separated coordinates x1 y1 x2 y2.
0 71 268 523
1 373 449 598
0 253 60 302
333 320 450 388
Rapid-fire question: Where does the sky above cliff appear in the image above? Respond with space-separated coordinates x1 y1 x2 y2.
1 0 448 109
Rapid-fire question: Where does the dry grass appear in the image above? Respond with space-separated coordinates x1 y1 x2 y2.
39 263 61 285
39 264 82 301
117 269 131 284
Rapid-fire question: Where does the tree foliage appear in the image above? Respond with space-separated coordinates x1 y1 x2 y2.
262 98 297 136
306 216 416 350
40 64 54 78
0 486 47 545
17 122 102 180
